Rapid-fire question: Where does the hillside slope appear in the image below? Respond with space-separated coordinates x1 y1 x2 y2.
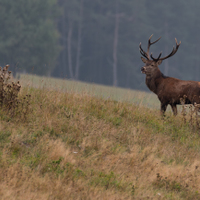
19 74 159 109
0 85 200 199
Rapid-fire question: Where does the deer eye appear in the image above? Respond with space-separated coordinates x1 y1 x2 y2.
151 64 154 66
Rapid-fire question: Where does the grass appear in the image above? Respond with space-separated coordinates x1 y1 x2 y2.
19 73 159 109
0 74 200 199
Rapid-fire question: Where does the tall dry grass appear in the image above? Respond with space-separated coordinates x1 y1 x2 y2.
0 76 200 199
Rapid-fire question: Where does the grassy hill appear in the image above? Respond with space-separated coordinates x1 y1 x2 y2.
0 75 200 199
19 74 159 109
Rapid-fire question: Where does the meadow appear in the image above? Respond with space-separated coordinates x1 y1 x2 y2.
0 74 200 199
19 74 159 109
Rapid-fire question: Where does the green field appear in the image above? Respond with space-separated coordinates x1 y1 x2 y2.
0 74 200 199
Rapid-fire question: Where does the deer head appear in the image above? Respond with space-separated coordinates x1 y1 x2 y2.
139 35 181 77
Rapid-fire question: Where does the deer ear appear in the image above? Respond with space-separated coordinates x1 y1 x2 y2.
157 60 162 65
141 57 147 63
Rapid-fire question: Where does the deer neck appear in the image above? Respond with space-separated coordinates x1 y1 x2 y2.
145 69 164 94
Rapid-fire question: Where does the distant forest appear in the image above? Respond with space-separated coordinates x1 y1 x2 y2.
0 0 200 91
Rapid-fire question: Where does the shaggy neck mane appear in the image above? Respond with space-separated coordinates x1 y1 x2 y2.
145 69 167 94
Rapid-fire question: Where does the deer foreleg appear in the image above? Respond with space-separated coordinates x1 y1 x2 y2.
170 104 177 116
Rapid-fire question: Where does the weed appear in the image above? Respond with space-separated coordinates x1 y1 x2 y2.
74 169 86 178
154 173 182 192
90 170 132 193
90 171 117 190
41 157 65 176
0 65 31 121
52 157 63 164
109 116 122 126
131 185 135 195
180 96 187 124
153 173 200 199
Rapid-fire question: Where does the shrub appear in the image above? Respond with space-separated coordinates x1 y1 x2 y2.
0 64 31 120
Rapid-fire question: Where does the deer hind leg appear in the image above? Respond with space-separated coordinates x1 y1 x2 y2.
161 103 168 116
170 104 177 116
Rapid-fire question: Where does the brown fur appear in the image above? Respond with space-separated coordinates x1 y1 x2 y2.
140 36 200 115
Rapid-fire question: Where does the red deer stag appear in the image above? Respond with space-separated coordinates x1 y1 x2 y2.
140 35 200 115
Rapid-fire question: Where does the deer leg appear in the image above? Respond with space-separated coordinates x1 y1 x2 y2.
170 104 177 116
161 103 168 115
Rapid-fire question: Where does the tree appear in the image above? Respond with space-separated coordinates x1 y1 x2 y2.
57 0 83 80
55 0 200 91
0 0 60 75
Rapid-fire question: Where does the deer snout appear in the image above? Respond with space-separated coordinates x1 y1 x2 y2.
141 67 146 74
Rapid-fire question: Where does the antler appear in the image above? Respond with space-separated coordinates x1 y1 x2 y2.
139 34 161 60
150 38 181 62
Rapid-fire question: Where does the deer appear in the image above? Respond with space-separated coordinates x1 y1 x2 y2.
139 35 200 115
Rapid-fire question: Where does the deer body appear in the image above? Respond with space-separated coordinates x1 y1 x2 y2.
140 35 200 115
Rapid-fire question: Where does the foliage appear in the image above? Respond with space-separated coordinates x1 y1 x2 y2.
1 1 200 90
0 65 30 120
0 0 60 75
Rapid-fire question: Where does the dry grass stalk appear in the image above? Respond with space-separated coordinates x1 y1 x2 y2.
0 65 31 120
180 96 187 124
180 96 200 130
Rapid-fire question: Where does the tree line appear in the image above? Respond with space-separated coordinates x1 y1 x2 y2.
0 0 200 91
